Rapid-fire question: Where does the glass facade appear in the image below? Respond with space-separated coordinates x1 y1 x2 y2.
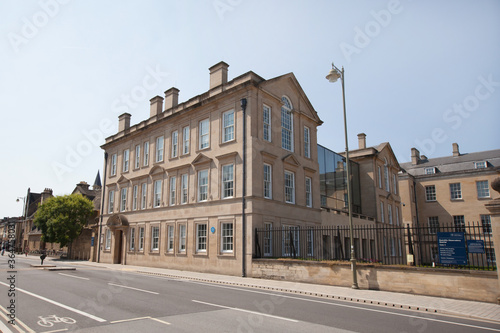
318 144 361 213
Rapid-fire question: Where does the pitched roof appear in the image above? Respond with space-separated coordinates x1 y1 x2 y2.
400 148 500 176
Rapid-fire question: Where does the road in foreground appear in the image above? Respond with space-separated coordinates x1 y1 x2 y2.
1 256 499 332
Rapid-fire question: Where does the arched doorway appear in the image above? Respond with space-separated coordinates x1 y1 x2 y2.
106 214 129 265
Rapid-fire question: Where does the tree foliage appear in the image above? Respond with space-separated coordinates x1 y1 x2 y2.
34 194 94 247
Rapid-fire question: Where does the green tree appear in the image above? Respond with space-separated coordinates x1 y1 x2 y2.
34 194 94 250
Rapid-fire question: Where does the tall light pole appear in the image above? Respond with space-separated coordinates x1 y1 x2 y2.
326 63 358 289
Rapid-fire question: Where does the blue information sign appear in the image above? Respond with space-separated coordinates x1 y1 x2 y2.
211 227 215 234
467 240 485 254
437 232 467 265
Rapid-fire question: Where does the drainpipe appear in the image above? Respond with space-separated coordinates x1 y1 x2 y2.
240 98 247 278
97 152 108 263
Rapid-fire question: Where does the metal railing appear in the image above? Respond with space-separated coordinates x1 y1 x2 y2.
254 222 496 270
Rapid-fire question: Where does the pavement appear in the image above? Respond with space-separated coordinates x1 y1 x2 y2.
36 256 500 324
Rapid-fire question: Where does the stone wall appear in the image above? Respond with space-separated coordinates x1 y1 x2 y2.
252 259 498 303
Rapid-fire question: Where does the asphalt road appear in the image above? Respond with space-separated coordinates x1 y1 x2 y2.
1 255 499 332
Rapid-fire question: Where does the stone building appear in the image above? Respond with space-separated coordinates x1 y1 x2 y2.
399 143 500 264
97 61 323 275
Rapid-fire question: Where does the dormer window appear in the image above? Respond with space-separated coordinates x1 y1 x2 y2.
474 161 487 169
424 167 436 175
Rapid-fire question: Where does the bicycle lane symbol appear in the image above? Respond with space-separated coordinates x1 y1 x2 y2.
37 314 76 328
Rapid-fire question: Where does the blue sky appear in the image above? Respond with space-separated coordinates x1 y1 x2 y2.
1 0 499 217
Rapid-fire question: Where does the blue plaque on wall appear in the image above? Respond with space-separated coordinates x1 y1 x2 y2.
437 232 467 265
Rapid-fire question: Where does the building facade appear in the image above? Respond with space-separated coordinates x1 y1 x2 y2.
97 62 323 275
399 143 500 264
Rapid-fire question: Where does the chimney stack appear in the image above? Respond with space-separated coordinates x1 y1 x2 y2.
41 188 53 203
77 181 90 191
118 113 131 132
411 148 420 165
164 88 179 111
358 133 366 149
452 143 460 157
209 61 229 90
149 96 164 118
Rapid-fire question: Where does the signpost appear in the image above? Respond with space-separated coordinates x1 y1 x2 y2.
467 240 485 254
437 232 467 265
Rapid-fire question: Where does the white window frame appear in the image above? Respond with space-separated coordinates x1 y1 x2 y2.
151 226 160 251
474 161 487 169
129 227 135 251
196 223 207 253
384 159 390 192
135 145 141 169
380 202 385 222
304 126 310 158
199 118 209 150
105 229 111 250
481 215 492 234
263 104 271 142
425 167 436 175
169 176 176 206
305 177 312 207
221 222 233 253
154 180 162 208
143 141 149 166
179 224 186 252
198 169 209 202
111 154 117 176
428 216 439 234
282 225 299 257
222 164 234 199
132 185 138 211
263 222 272 257
284 171 295 204
307 227 314 257
454 215 465 232
108 190 115 213
156 136 164 163
425 185 436 201
222 110 235 143
138 227 145 251
476 180 490 199
120 188 127 212
263 164 272 199
182 126 190 155
377 166 382 188
388 204 393 225
392 174 397 194
171 130 178 158
167 225 174 252
450 183 462 200
181 173 188 204
141 183 147 209
281 96 293 152
122 149 129 172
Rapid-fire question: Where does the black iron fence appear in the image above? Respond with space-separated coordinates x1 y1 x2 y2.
254 222 496 270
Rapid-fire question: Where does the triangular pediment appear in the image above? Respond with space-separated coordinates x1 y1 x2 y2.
192 153 213 166
282 154 301 167
260 73 323 126
116 175 128 184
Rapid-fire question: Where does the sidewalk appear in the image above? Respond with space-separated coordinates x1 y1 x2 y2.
43 257 500 324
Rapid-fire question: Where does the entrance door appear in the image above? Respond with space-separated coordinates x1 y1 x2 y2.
113 230 123 264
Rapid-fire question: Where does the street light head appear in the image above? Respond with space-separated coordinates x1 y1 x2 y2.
326 67 341 83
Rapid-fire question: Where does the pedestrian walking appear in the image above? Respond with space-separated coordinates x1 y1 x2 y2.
25 247 29 257
1 243 4 256
40 252 47 265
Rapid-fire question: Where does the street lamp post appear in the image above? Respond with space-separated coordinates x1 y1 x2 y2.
326 63 359 289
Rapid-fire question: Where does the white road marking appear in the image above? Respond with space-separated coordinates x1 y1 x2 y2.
0 319 15 333
110 316 171 325
0 281 106 323
192 300 299 323
0 305 35 332
58 273 89 280
40 329 68 333
187 281 500 332
107 283 159 295
150 317 171 325
110 316 151 323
